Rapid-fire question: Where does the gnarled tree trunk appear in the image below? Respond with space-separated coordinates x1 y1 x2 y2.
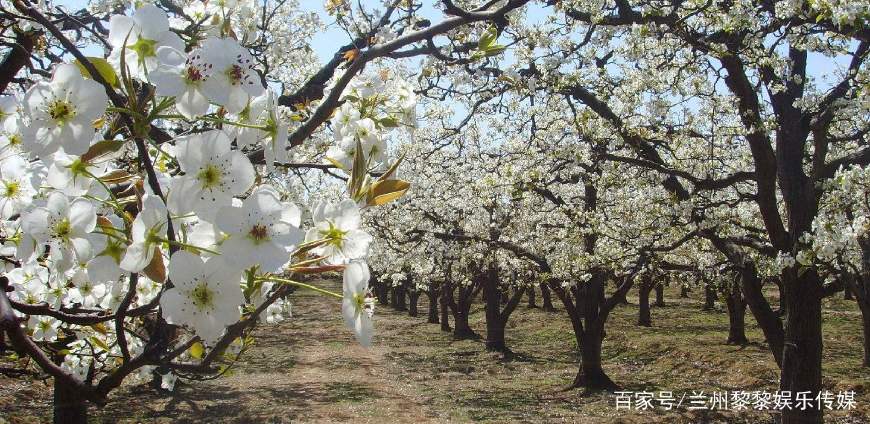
572 320 616 390
857 239 870 367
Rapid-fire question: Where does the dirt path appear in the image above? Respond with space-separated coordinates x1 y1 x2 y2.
103 281 446 423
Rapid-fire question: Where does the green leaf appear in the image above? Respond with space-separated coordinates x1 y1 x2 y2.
324 156 347 171
366 179 411 206
485 45 506 57
478 25 498 50
378 116 400 128
349 138 367 199
189 341 204 359
377 153 405 182
74 57 118 88
81 139 125 163
90 336 110 352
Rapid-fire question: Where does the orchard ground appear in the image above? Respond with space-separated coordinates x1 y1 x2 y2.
2 282 868 423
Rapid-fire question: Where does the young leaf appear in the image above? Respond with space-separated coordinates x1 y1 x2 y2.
485 45 506 57
325 156 347 172
74 57 119 88
189 341 205 359
100 169 135 185
349 138 367 199
366 179 411 206
81 139 125 163
377 153 405 182
478 25 498 49
90 336 110 352
142 247 166 283
379 116 400 128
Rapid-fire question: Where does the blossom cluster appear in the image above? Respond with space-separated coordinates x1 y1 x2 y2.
1 3 413 386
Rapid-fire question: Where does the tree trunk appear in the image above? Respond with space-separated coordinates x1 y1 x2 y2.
573 322 618 390
452 307 474 339
483 267 508 352
773 277 785 315
527 285 537 308
408 291 419 317
703 284 716 310
427 289 439 324
779 270 823 424
857 239 870 367
540 282 555 311
860 299 870 368
53 377 87 424
451 285 477 339
844 285 854 301
637 277 652 327
654 283 664 307
560 271 620 391
390 286 398 308
734 262 784 366
376 279 389 305
680 285 689 298
439 284 451 332
394 283 407 311
852 275 870 367
725 284 748 345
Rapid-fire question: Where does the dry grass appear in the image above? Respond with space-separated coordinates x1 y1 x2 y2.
2 283 868 423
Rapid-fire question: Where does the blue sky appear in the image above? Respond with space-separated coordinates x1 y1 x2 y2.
53 0 852 90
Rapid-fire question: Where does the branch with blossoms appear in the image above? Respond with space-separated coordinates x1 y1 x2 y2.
0 0 536 420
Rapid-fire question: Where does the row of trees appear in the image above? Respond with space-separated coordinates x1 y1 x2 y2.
363 3 868 424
